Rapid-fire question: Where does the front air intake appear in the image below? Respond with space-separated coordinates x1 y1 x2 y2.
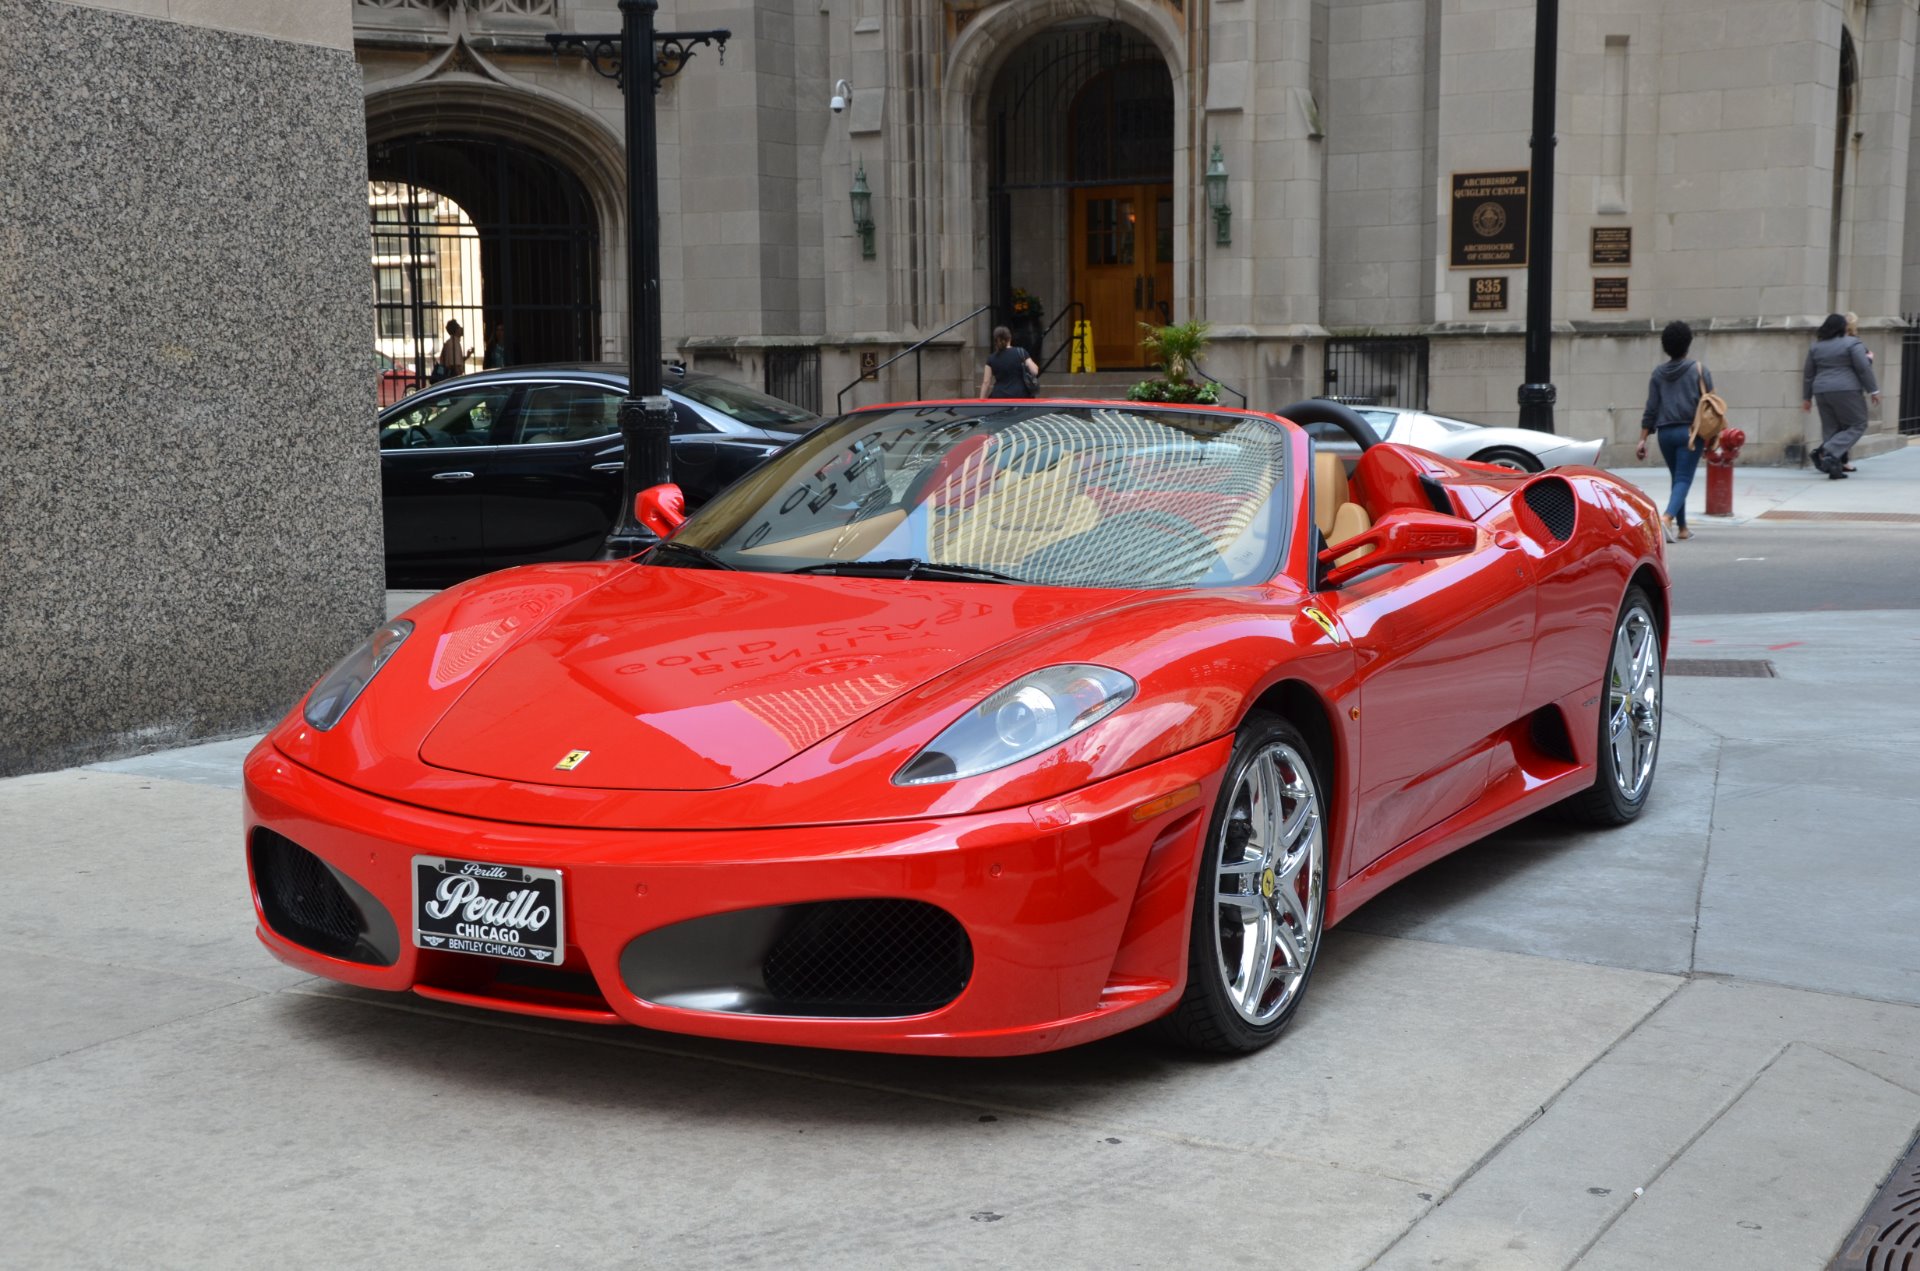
620 899 973 1018
250 829 396 965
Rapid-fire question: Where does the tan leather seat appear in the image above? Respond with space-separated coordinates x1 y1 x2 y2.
1330 501 1375 565
1313 452 1349 538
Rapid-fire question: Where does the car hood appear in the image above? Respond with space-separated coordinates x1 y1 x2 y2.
417 565 1136 791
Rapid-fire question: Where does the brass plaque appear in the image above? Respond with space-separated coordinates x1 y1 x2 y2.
1449 170 1529 269
1591 226 1632 267
1593 277 1630 310
1469 276 1508 312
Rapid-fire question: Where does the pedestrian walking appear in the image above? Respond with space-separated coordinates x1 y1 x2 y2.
1637 320 1712 542
979 325 1039 399
433 319 466 383
1802 312 1879 479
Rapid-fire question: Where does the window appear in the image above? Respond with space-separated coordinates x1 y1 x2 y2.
509 384 622 445
380 388 513 449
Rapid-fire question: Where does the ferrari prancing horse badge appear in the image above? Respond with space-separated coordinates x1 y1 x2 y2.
554 749 591 771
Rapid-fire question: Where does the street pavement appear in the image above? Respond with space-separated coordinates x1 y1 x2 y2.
5 446 1920 1268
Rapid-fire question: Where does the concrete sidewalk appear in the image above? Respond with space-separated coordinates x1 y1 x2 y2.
6 608 1920 1269
1608 435 1920 526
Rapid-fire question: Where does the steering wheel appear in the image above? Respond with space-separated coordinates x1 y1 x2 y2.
401 425 433 448
1276 400 1383 451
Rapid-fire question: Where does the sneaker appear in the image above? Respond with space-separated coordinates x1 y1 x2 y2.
1661 515 1678 543
1677 525 1694 540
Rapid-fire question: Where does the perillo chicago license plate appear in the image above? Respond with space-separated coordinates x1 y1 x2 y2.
412 856 564 963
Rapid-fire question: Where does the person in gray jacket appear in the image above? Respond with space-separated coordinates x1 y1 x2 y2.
1802 312 1879 479
1637 320 1712 542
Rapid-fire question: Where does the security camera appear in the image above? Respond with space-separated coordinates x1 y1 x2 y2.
831 79 851 114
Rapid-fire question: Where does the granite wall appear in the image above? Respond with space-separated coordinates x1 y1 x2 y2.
0 0 385 776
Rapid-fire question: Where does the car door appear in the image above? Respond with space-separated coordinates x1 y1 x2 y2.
481 381 625 569
379 384 516 583
1315 514 1537 874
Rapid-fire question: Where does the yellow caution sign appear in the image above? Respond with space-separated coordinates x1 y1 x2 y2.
1069 320 1096 374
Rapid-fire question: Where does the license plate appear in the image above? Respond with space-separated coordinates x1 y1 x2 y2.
412 856 564 964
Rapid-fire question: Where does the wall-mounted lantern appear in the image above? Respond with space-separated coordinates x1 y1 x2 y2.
850 161 875 260
1204 142 1231 246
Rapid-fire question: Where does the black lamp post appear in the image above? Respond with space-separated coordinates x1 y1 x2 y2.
1518 0 1559 433
548 2 729 557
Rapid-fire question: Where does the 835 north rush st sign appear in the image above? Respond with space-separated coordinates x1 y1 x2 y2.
1450 170 1530 269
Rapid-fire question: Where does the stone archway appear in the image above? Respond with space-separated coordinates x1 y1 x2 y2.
942 0 1190 367
365 76 629 364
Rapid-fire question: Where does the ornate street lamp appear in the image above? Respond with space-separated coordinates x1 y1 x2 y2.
1204 142 1231 246
850 162 875 260
547 1 730 556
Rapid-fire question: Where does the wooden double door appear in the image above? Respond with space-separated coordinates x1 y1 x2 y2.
1071 183 1174 369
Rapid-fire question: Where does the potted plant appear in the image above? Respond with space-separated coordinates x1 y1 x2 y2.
1128 318 1221 405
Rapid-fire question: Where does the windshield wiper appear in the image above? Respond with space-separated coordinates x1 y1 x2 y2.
788 558 1023 584
646 540 735 570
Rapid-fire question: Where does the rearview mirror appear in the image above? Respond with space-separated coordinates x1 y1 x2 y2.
635 483 687 538
1319 508 1477 588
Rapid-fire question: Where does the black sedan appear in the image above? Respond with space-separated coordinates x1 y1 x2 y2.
377 364 816 586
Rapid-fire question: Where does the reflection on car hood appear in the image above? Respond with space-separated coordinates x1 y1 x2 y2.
418 565 1129 790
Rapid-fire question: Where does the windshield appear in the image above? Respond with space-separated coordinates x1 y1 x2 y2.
673 376 818 431
663 404 1292 589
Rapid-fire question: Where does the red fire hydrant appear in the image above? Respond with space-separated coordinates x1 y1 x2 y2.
1704 427 1746 516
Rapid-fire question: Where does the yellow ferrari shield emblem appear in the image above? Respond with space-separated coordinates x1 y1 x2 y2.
1302 606 1344 645
554 749 591 772
1260 867 1276 899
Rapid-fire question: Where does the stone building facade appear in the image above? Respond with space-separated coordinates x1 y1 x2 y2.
1 0 383 776
354 0 1916 463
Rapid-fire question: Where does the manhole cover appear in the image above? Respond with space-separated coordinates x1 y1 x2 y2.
1829 1130 1920 1270
1665 659 1776 678
1759 510 1920 524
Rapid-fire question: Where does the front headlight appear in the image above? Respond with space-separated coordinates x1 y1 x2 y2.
893 665 1135 786
302 620 413 731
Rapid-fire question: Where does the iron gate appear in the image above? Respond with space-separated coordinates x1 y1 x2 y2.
1323 338 1430 409
367 135 599 397
1901 315 1920 435
765 347 821 414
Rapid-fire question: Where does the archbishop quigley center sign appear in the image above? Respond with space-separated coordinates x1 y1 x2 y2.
1450 170 1530 269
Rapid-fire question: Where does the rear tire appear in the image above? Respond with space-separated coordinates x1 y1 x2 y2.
1560 586 1662 825
1159 713 1328 1054
1470 446 1544 473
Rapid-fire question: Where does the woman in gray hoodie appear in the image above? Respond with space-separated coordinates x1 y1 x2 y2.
1637 320 1712 542
1802 312 1879 479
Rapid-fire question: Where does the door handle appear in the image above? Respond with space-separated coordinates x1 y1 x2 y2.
591 461 626 472
1134 275 1144 309
1494 531 1520 549
432 471 475 481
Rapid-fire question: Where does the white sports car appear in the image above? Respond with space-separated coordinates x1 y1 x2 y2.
1310 404 1603 473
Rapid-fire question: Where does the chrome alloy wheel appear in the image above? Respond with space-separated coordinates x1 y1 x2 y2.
1213 741 1326 1026
1607 603 1662 801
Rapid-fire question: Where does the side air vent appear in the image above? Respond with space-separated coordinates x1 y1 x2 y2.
1522 478 1577 541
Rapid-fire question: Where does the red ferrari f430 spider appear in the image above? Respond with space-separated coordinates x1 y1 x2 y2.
245 399 1667 1056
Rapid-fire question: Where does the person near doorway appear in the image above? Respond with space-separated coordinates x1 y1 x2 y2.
433 320 466 382
1802 311 1879 480
1635 319 1712 542
483 322 507 370
979 325 1039 399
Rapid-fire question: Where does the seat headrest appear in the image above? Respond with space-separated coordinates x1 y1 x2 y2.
1313 451 1350 537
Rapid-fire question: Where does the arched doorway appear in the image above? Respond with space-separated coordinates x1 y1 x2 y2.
367 135 601 386
986 22 1174 369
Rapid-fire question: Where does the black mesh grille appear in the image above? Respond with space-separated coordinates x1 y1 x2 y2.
762 900 971 1012
250 830 387 965
1523 478 1577 540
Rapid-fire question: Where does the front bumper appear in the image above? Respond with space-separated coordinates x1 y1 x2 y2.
243 740 1227 1056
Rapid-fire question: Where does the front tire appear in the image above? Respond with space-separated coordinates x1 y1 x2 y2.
1560 586 1662 825
1160 713 1329 1054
